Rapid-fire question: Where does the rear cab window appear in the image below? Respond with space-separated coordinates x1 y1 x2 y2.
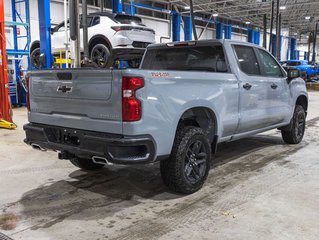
114 15 145 26
141 43 229 73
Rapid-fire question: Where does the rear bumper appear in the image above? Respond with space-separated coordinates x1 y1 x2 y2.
24 123 157 164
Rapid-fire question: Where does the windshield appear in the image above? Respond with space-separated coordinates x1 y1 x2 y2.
114 15 145 26
287 61 301 66
141 45 228 73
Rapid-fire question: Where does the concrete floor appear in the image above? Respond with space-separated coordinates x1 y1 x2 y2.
1 92 319 240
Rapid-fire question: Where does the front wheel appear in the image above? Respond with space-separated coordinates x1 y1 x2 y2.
160 126 211 194
281 105 306 144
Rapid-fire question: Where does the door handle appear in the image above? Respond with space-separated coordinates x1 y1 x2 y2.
243 83 252 90
271 83 278 89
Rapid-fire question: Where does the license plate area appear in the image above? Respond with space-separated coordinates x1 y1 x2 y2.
45 127 81 146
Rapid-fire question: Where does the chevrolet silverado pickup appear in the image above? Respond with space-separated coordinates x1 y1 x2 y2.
24 40 308 194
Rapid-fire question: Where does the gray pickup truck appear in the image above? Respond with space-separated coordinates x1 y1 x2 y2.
24 40 308 194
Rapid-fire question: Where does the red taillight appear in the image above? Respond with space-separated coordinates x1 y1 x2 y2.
111 26 122 32
26 76 30 111
122 76 144 122
111 26 134 32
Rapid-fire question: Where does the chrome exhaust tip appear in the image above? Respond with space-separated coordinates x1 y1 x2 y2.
92 156 113 165
31 144 47 152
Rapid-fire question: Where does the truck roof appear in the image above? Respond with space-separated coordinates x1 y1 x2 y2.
147 39 263 49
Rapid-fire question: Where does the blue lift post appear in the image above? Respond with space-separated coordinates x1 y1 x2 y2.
183 16 192 41
172 13 181 42
5 0 30 106
247 29 254 43
124 3 135 16
290 38 297 60
38 0 52 69
113 0 123 13
254 31 260 45
216 22 223 39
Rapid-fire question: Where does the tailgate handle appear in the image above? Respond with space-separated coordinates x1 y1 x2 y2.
57 85 73 93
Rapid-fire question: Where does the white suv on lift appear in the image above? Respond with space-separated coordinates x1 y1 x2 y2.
30 12 156 68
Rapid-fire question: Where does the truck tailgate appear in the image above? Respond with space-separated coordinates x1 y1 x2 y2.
28 69 123 134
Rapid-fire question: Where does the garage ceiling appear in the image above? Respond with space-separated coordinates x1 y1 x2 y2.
163 0 319 36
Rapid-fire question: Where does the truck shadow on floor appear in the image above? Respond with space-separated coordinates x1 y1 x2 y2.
6 134 287 230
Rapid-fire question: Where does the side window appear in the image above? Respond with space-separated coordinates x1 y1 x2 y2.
90 16 100 27
234 45 261 75
80 16 93 28
257 49 283 77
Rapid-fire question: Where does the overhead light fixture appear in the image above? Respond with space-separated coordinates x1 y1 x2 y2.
213 13 218 17
279 6 286 10
305 16 311 20
245 21 251 25
183 6 190 10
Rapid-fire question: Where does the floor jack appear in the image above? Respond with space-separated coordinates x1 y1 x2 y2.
0 119 17 129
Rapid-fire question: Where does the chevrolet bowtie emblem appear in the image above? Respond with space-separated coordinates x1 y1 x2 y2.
57 85 73 93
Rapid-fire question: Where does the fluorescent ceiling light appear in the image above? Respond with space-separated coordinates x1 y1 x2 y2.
279 6 286 10
305 16 311 20
213 13 218 17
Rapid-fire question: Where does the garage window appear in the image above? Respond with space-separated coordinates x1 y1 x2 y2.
141 45 229 73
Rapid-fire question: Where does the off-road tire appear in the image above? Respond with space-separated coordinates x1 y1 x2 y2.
281 105 306 144
70 157 104 171
160 126 211 194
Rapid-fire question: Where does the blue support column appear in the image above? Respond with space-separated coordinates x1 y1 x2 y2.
172 13 181 42
296 50 300 60
124 4 135 16
224 25 232 39
290 38 296 60
304 52 308 60
257 32 261 45
216 22 223 39
183 16 192 41
254 31 260 45
38 0 52 69
247 29 254 43
112 0 123 13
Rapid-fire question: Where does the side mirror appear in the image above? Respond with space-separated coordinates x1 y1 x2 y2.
286 68 300 83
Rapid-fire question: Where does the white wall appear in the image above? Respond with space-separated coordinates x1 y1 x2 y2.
5 0 298 68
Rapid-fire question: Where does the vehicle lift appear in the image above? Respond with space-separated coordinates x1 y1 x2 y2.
0 0 16 129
